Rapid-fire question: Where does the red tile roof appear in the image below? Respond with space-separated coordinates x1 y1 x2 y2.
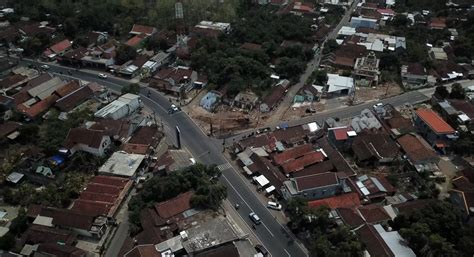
90 175 130 187
356 224 394 257
50 39 72 54
22 225 76 246
332 127 351 141
155 67 193 83
308 192 361 209
0 121 21 138
337 208 365 227
84 183 122 195
126 33 147 47
240 42 262 51
296 172 338 191
430 17 447 29
64 128 107 149
21 94 59 118
71 199 112 216
55 85 94 112
37 243 86 257
154 191 194 219
0 74 28 89
397 134 438 163
415 108 455 134
79 191 117 203
358 205 391 224
39 207 96 230
282 151 325 174
272 144 313 165
130 24 156 36
55 80 80 97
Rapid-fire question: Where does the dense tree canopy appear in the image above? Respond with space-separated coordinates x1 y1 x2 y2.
286 198 364 257
391 201 474 257
190 8 314 95
128 164 227 235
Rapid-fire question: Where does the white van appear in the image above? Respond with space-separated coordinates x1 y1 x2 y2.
267 201 282 211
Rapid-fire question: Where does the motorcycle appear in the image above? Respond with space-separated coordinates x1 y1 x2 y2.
234 203 240 209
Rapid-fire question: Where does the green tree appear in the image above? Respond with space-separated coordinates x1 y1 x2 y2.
323 39 339 55
121 83 141 95
391 14 411 27
435 85 449 99
9 208 28 235
128 164 227 234
392 201 470 256
115 45 137 65
450 83 465 99
0 233 15 250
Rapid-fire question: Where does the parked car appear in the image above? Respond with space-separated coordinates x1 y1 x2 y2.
255 244 269 256
40 64 50 70
267 201 282 211
249 212 261 225
373 102 383 109
98 73 108 79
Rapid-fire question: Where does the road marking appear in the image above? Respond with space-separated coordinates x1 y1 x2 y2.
217 162 232 171
222 174 252 210
262 223 275 237
284 249 291 257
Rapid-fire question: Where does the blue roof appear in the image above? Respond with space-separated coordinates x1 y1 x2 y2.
49 155 65 165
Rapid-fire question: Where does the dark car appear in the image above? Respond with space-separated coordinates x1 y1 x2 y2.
255 244 268 256
249 212 261 225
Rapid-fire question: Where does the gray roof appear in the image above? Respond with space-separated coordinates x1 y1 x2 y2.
27 77 63 100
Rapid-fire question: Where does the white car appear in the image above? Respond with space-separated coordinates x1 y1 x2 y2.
98 73 108 79
373 102 383 109
267 201 282 211
40 64 50 70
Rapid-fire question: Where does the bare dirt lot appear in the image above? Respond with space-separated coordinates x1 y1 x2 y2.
355 82 403 102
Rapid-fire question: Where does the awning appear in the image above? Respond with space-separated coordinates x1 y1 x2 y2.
265 186 275 194
253 175 269 187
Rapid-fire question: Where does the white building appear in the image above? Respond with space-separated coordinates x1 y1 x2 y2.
326 74 354 95
94 93 141 120
99 151 146 177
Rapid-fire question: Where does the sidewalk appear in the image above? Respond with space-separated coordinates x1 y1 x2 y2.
222 151 290 226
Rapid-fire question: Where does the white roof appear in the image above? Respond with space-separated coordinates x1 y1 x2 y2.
99 151 145 177
254 175 269 187
6 172 24 184
458 113 471 122
326 74 354 93
27 77 63 100
0 227 8 237
94 93 140 118
143 60 157 69
307 122 319 132
33 215 54 227
338 26 356 36
374 224 416 257
265 186 275 193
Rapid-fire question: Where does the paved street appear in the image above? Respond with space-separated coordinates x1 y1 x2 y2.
274 0 360 121
19 59 473 257
20 60 308 257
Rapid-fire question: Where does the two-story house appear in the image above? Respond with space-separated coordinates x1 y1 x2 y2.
149 67 198 98
64 128 111 157
282 172 344 200
414 108 458 151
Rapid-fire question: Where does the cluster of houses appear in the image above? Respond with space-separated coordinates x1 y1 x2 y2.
232 92 473 256
0 62 262 256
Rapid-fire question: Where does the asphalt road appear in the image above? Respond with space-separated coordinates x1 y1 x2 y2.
21 60 307 257
21 60 472 257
